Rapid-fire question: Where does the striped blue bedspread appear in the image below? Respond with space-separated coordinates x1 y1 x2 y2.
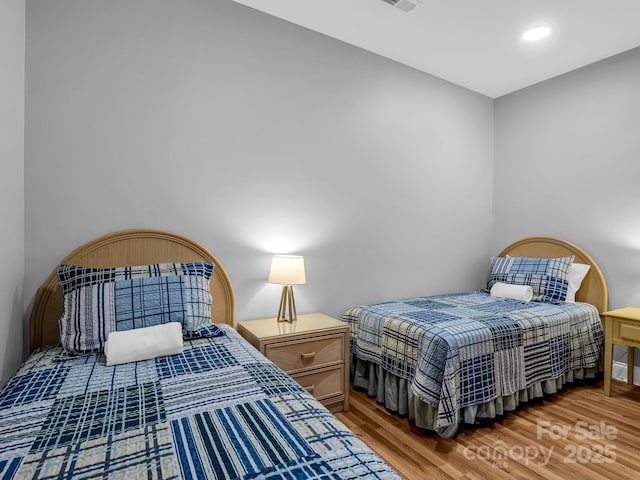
343 291 603 436
0 326 400 480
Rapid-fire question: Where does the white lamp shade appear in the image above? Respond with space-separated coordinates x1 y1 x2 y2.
268 255 306 285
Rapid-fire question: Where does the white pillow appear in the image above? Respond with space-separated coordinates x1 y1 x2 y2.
490 282 534 302
565 263 590 303
105 322 184 366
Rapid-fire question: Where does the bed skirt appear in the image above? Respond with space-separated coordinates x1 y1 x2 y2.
351 354 600 436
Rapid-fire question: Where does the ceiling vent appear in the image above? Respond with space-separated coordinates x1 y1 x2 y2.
382 0 421 13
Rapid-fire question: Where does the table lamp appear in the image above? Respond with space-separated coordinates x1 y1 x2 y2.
268 255 306 322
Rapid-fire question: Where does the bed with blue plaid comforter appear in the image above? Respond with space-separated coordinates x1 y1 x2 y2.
0 326 400 480
343 291 603 437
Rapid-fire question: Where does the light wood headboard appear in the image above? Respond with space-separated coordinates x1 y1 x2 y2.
29 229 235 352
498 236 608 314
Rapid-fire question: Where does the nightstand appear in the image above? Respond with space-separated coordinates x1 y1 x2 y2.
238 313 349 412
603 307 640 396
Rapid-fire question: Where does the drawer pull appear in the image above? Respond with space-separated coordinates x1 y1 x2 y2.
301 352 316 360
304 385 315 393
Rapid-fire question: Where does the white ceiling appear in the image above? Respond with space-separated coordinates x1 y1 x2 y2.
232 0 640 98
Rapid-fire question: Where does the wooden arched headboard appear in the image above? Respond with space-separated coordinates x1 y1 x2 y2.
29 229 235 352
498 236 608 314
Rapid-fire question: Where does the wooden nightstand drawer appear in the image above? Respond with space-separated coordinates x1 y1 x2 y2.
292 365 344 402
266 333 344 374
619 323 640 343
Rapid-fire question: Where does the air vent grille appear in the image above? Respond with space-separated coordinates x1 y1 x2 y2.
382 0 420 13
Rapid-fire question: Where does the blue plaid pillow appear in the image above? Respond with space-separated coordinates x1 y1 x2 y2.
487 256 574 304
57 262 215 354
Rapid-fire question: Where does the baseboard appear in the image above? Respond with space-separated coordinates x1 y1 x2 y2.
612 360 640 386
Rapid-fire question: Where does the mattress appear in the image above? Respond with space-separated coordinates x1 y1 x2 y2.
343 291 603 437
0 325 400 479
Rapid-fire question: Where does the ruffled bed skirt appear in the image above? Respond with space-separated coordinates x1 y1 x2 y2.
351 354 600 435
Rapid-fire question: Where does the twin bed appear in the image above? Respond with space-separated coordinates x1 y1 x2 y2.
1 230 400 480
343 236 607 438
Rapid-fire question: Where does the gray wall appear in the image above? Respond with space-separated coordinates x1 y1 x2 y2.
24 0 494 345
494 47 640 363
14 1 640 376
0 0 25 386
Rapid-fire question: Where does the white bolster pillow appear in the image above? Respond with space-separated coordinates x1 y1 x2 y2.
105 322 183 366
490 282 533 302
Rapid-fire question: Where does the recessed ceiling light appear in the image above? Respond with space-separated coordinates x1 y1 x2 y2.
522 24 551 41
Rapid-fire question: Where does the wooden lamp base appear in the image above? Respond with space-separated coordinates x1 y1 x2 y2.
276 285 297 323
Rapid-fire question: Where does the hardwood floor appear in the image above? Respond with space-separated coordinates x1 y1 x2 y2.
335 379 640 479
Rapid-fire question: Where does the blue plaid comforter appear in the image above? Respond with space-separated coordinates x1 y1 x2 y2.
0 326 399 480
343 291 603 436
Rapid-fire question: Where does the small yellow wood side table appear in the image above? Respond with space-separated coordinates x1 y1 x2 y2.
603 307 640 395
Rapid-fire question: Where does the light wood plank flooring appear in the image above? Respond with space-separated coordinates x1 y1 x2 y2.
335 379 640 479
